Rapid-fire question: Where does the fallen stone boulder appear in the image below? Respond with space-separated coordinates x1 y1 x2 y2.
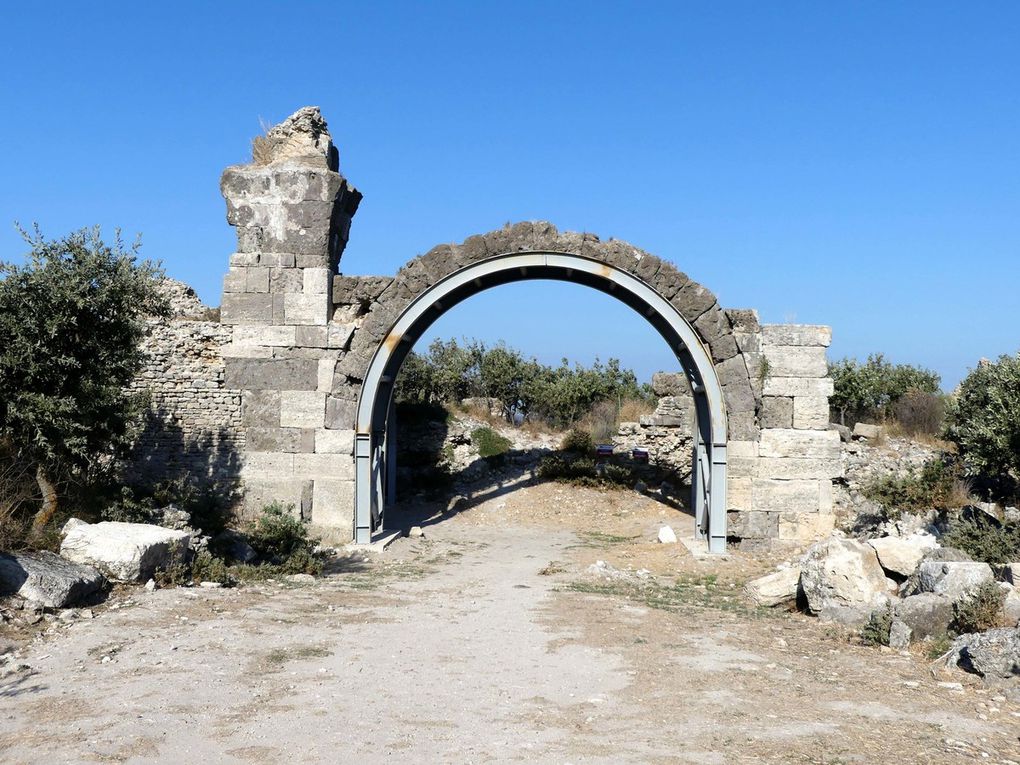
894 592 955 640
916 561 993 602
745 566 800 607
61 521 191 582
1003 587 1020 627
0 552 106 608
947 626 1020 683
657 525 677 544
868 534 938 578
889 619 912 650
852 422 882 440
800 537 888 615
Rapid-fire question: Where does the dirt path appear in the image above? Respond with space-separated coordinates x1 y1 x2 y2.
2 485 1019 763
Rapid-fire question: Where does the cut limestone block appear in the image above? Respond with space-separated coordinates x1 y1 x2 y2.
60 522 191 582
0 552 106 608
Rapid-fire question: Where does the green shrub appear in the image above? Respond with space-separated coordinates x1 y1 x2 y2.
537 454 636 489
860 607 892 646
471 427 511 459
560 429 593 455
940 512 1020 566
951 581 1006 635
863 458 959 518
944 352 1020 492
101 477 234 536
829 353 940 426
247 502 319 561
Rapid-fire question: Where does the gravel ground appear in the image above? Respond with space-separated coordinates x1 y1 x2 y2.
1 483 1019 763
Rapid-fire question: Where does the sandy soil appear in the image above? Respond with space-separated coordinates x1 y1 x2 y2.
2 483 1019 764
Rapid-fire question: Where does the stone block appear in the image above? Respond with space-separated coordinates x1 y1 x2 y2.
761 396 793 429
318 359 336 391
727 508 776 538
325 396 358 429
223 267 247 293
778 512 835 542
60 522 191 582
327 323 356 349
240 478 311 520
241 390 281 426
752 478 829 513
0 551 106 608
245 427 315 453
745 566 801 606
853 422 882 440
311 479 354 533
270 267 304 293
303 267 331 295
755 457 841 480
727 476 753 510
233 325 297 348
727 440 759 458
245 267 270 293
220 293 274 325
761 324 832 347
221 342 273 359
240 452 295 480
280 391 326 429
229 251 260 267
296 325 328 348
759 429 840 459
762 377 835 398
762 345 828 378
722 380 756 414
284 293 329 325
294 452 355 480
793 395 830 430
728 412 759 442
315 429 355 454
224 358 318 391
260 252 297 268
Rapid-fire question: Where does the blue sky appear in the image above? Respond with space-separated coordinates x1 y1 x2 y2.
2 2 1017 388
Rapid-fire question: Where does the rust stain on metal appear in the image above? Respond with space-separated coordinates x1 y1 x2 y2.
383 332 402 352
599 264 612 279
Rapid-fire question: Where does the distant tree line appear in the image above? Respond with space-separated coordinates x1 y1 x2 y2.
395 338 652 427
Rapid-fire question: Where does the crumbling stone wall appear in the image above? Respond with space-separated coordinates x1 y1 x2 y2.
126 106 841 547
128 282 243 484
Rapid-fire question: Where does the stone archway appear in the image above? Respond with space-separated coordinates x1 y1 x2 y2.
208 107 841 553
350 249 731 551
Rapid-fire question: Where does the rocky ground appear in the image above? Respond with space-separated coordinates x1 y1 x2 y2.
3 482 1019 764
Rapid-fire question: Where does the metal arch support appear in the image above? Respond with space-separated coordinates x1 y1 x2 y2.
354 251 730 550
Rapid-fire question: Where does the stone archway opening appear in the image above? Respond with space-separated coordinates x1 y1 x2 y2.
351 251 730 552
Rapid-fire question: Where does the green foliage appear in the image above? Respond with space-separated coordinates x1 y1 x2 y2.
940 512 1020 566
560 428 594 455
829 353 940 426
860 607 892 646
101 476 234 536
470 426 511 459
863 458 959 518
944 353 1020 489
951 581 1007 635
246 502 319 561
0 226 170 538
394 337 647 427
537 454 635 488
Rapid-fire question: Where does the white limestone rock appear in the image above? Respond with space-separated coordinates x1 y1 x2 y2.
799 537 888 614
60 521 191 582
745 566 801 607
916 561 993 603
868 534 938 578
657 525 678 544
0 552 106 608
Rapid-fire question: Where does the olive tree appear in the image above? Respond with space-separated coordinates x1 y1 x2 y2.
945 353 1020 486
0 227 169 540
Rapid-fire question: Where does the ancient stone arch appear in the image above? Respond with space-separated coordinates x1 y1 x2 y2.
349 247 734 550
134 107 842 552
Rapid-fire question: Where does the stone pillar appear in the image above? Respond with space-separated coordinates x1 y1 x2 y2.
755 324 841 544
219 107 362 538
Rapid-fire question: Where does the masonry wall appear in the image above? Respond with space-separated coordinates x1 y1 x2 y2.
125 106 842 548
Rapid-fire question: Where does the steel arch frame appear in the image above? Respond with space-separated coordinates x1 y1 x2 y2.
354 251 729 552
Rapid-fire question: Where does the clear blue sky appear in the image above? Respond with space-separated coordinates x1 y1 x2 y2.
2 2 1017 388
